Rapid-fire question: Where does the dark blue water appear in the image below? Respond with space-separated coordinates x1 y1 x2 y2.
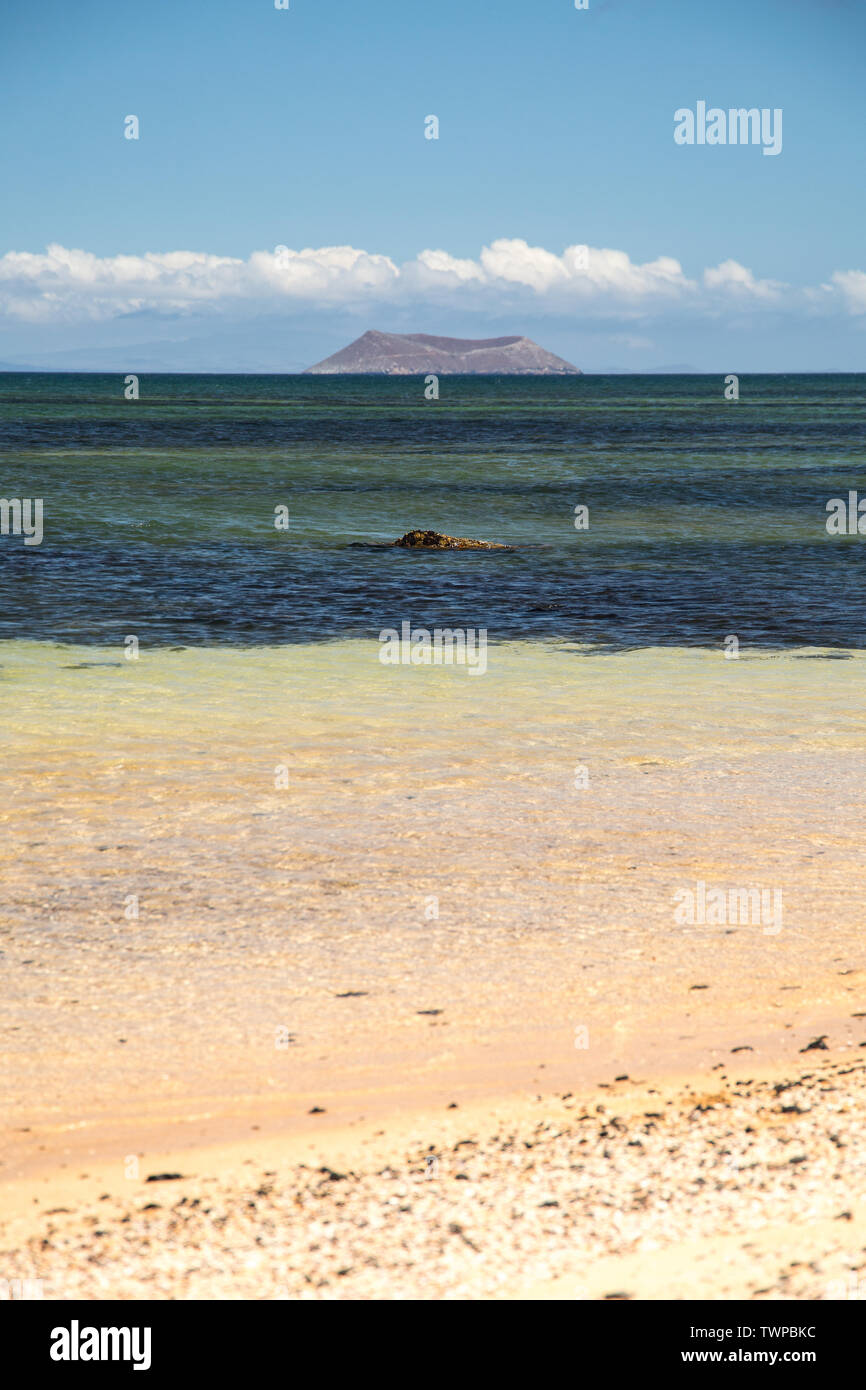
1 372 864 648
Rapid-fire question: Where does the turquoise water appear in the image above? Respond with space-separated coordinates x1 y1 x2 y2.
1 372 864 647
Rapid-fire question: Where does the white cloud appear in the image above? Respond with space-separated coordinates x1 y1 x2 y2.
703 259 785 301
478 238 572 292
828 270 866 315
0 239 861 324
251 244 400 299
0 245 247 321
410 248 487 285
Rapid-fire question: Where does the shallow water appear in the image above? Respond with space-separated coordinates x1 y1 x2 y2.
3 639 865 1140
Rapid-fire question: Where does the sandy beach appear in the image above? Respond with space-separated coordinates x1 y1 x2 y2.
2 640 866 1297
3 1054 866 1300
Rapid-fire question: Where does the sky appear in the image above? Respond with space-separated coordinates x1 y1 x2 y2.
0 0 864 371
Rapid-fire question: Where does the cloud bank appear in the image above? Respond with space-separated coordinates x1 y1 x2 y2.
0 239 863 324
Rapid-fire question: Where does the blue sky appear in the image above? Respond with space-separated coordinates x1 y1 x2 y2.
1 0 864 370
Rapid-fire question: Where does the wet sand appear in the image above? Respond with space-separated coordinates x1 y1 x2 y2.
2 640 865 1296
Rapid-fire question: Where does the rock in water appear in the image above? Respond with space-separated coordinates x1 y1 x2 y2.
393 529 512 551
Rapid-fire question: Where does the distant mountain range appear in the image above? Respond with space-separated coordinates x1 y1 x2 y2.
304 330 582 375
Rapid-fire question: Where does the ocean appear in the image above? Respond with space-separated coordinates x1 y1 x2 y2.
2 371 865 648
